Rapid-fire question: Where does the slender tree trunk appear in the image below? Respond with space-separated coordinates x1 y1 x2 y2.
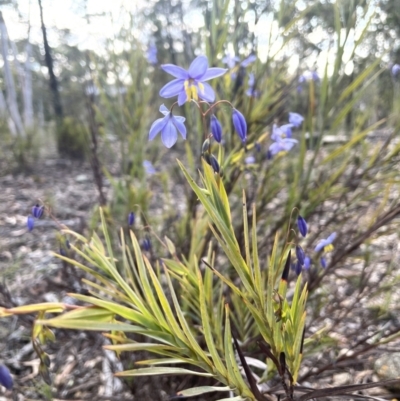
0 11 25 138
23 28 34 128
38 0 63 121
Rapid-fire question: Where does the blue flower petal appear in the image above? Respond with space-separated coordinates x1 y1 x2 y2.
149 116 169 140
160 78 185 98
271 124 284 141
240 54 257 67
159 104 169 115
188 55 208 79
177 90 188 106
314 240 328 253
304 256 311 269
326 232 337 243
288 112 304 128
281 138 298 151
161 64 189 79
161 119 178 148
172 116 187 139
269 142 282 156
280 124 294 138
198 82 215 102
202 67 228 81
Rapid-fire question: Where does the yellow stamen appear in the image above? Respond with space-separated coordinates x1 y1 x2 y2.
324 244 334 252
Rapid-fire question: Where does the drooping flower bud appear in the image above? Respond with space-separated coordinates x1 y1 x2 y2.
128 212 135 226
142 237 152 252
210 155 220 174
0 364 13 390
32 204 44 219
232 108 247 143
210 115 222 143
297 215 308 237
304 256 311 269
202 138 211 153
294 260 302 275
27 216 34 231
320 257 327 269
295 245 305 265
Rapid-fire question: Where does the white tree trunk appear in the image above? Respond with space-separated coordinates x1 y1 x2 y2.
23 38 34 129
0 11 25 138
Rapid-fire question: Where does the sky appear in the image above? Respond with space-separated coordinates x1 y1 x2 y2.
2 0 142 52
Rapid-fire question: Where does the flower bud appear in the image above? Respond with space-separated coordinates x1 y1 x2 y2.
210 155 220 174
203 152 212 166
295 245 305 265
232 108 247 143
202 138 211 153
32 204 44 219
294 260 302 275
142 237 151 252
297 215 308 237
0 364 13 390
320 257 327 268
210 115 222 143
304 256 311 269
27 216 35 231
128 212 135 226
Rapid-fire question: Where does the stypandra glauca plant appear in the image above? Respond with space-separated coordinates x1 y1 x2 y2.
2 55 400 401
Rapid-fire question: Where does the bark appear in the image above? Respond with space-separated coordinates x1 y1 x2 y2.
38 0 63 120
0 11 25 137
23 30 34 128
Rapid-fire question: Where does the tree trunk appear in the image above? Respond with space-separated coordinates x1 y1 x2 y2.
0 11 25 138
38 0 63 121
23 28 34 129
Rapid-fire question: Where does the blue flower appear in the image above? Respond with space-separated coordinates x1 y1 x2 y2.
297 216 308 237
245 156 256 164
27 216 34 231
268 138 298 157
280 124 294 138
240 54 257 67
149 104 186 148
159 55 227 106
0 364 13 390
294 260 302 275
392 64 400 78
304 256 311 269
232 109 247 143
320 257 327 268
210 115 222 143
143 160 156 175
314 232 337 253
146 45 158 65
289 112 304 128
222 53 240 69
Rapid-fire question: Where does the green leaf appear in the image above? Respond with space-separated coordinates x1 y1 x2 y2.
115 367 213 377
177 386 230 397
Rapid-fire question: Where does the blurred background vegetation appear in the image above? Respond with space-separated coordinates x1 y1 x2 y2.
2 0 400 399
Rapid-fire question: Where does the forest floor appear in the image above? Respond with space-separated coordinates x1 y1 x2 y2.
1 143 400 401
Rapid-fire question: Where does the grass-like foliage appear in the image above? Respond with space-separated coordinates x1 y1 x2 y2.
2 0 400 399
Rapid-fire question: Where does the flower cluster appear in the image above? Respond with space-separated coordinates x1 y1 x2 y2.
268 112 304 157
149 55 248 148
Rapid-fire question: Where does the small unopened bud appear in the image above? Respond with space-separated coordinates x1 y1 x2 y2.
202 138 211 153
297 215 308 237
0 364 13 390
232 108 247 143
210 155 220 174
203 152 212 166
210 115 222 143
128 212 135 226
32 204 44 219
27 216 35 231
142 237 151 252
295 245 305 265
